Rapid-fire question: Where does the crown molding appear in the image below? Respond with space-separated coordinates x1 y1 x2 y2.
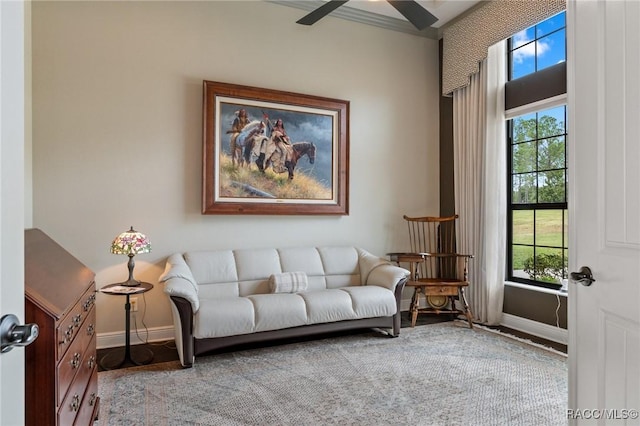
267 0 438 39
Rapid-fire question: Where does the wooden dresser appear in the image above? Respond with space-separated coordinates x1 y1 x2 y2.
25 229 100 426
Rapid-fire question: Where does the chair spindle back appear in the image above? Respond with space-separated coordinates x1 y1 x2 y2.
404 215 458 280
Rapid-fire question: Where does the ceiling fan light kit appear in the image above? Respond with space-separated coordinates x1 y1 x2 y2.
297 0 438 30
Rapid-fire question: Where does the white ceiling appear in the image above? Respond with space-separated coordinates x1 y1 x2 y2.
268 0 481 38
338 0 480 29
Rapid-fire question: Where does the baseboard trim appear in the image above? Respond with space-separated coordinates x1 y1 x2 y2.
500 313 568 345
97 325 175 349
98 313 567 349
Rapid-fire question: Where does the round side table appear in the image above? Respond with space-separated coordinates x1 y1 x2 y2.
99 281 154 370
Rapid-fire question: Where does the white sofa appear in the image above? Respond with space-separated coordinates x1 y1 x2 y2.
160 246 409 367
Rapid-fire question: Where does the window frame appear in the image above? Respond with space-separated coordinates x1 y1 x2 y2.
506 105 568 290
505 11 567 290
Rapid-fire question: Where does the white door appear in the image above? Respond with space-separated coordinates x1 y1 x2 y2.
0 1 26 425
568 0 640 423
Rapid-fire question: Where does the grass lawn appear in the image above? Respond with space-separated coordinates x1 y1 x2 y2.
512 209 568 271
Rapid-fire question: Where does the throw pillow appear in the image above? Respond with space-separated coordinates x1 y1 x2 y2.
269 271 308 293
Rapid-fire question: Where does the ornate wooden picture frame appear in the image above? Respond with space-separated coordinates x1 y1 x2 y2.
202 81 349 215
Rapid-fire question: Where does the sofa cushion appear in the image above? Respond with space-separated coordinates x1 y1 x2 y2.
278 248 327 291
299 289 358 324
318 247 360 276
235 249 282 281
198 282 240 299
317 247 362 289
185 250 237 285
325 274 361 289
195 297 255 339
340 286 397 318
277 247 325 275
248 294 308 332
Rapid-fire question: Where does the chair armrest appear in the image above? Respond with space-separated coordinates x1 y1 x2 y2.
388 252 473 260
387 252 426 280
163 277 199 312
419 253 474 259
365 263 410 290
387 252 426 264
387 252 473 281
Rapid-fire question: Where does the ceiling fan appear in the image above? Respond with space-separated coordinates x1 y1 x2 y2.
296 0 438 31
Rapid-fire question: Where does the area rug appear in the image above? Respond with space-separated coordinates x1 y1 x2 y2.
97 322 567 426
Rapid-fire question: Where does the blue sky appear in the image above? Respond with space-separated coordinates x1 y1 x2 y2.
511 11 566 80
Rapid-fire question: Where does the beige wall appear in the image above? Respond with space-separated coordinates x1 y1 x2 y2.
31 1 440 339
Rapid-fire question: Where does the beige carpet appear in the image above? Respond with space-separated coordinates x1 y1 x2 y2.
97 322 567 425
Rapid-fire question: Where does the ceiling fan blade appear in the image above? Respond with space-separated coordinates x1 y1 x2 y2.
387 0 438 30
297 0 350 26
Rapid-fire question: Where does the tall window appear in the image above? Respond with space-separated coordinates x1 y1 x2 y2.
506 12 567 289
508 106 567 287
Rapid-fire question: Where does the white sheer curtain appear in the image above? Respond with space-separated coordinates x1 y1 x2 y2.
453 42 506 325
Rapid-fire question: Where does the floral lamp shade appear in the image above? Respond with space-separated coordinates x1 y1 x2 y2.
111 226 151 286
111 227 151 255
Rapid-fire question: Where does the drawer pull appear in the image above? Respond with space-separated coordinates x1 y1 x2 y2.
87 323 95 336
70 352 81 369
89 393 97 407
83 293 96 312
70 394 80 412
73 314 82 327
88 355 96 369
59 325 74 345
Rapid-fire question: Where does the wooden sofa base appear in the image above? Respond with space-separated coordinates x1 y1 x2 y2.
171 280 406 368
196 316 396 356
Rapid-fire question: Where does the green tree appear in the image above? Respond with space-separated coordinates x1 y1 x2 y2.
512 115 536 203
511 114 565 204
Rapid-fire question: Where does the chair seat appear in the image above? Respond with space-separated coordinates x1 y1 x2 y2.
405 279 469 287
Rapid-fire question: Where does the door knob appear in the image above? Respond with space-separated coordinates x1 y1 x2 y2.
1 314 39 353
570 266 596 286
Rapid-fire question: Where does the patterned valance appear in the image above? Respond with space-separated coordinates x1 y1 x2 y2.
442 0 566 96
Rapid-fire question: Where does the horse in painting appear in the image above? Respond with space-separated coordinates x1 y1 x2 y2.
229 120 264 167
248 135 316 180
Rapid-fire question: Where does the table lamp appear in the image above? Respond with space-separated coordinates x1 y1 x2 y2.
110 226 151 286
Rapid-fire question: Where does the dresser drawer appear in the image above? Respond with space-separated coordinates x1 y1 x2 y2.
57 306 96 407
58 334 97 426
423 285 460 296
57 286 96 359
74 370 99 426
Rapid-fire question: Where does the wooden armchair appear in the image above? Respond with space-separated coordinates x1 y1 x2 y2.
388 215 474 328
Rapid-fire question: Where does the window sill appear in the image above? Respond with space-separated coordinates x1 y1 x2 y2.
505 281 568 297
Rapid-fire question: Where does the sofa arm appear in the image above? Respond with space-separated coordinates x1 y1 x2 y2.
365 263 410 291
366 264 408 337
169 296 195 368
163 277 199 312
159 253 200 312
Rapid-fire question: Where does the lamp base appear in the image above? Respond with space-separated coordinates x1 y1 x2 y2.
116 278 142 287
100 345 154 370
118 254 141 287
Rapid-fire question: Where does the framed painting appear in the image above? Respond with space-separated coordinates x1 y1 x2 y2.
202 81 349 215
